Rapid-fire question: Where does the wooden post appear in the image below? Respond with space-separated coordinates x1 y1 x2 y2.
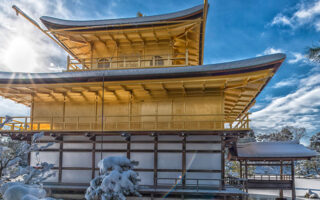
50 116 53 130
67 55 70 71
280 160 283 198
182 134 186 188
138 57 141 68
240 161 243 179
154 135 158 187
245 160 248 193
63 94 66 129
24 117 28 130
58 136 63 183
220 135 225 190
185 48 189 65
31 95 34 130
291 160 296 200
126 136 131 159
92 136 96 179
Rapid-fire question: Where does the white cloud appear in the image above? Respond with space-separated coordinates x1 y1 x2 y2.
251 72 320 134
271 14 293 27
272 79 297 88
288 52 306 63
0 0 71 73
257 47 284 56
271 0 320 31
0 0 120 117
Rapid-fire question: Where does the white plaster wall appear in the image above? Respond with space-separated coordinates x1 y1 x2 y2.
158 143 182 150
185 172 220 186
158 153 182 169
131 153 154 169
63 135 89 141
158 135 181 141
186 153 221 170
63 152 92 167
157 172 182 186
131 135 153 141
186 135 221 141
131 143 154 150
30 152 59 167
95 143 127 149
186 143 221 150
96 135 123 141
138 172 154 185
61 170 91 183
63 143 92 149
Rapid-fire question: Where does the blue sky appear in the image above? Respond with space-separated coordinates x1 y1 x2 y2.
0 0 319 142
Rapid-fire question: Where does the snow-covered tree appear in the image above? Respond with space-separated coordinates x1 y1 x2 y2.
0 132 55 184
308 132 320 175
0 118 57 200
256 126 306 142
85 156 141 200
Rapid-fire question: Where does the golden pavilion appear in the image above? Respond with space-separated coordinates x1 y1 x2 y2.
0 1 310 199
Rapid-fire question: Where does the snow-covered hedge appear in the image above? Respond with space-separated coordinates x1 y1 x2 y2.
85 156 141 200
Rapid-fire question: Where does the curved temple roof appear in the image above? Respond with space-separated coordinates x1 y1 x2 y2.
40 4 204 30
0 53 285 84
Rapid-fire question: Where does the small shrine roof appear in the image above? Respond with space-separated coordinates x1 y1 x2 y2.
234 141 318 161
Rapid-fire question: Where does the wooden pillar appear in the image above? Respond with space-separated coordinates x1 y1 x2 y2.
240 161 243 179
95 93 98 124
220 135 225 190
245 160 248 193
126 135 131 159
291 160 296 200
280 160 283 198
58 136 64 183
31 95 34 130
182 134 186 188
154 135 158 187
91 136 96 179
27 137 31 165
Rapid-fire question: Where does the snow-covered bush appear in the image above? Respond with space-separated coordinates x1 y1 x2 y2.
305 189 320 199
85 156 141 200
1 182 56 200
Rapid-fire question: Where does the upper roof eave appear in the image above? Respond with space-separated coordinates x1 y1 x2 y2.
0 53 286 85
40 4 204 30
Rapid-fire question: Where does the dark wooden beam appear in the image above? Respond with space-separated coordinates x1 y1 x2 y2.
58 136 64 183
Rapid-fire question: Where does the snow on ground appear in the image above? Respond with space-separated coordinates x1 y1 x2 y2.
249 178 320 200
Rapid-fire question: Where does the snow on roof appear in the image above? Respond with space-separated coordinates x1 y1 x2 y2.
236 142 318 160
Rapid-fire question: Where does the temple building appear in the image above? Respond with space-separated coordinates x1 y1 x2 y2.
0 1 316 199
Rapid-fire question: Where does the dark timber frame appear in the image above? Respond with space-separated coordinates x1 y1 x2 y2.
238 159 298 200
7 130 248 199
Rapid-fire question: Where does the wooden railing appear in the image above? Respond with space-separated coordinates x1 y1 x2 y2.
67 52 189 71
156 177 246 191
248 174 292 181
0 114 250 132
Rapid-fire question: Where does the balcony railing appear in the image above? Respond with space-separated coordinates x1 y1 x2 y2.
0 113 250 132
67 52 189 71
